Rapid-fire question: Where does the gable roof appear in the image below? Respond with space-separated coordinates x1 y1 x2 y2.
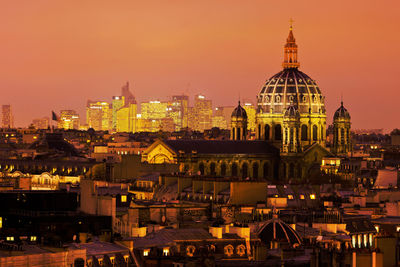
163 140 279 155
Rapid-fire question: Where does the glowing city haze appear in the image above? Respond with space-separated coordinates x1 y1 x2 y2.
0 0 399 130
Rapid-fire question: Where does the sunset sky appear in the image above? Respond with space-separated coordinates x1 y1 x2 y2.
0 0 399 131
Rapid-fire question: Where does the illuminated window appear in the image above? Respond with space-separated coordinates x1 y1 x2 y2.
143 249 150 256
310 194 316 200
369 233 373 247
274 194 279 198
363 234 368 248
352 235 356 248
287 195 294 200
163 248 169 256
0 217 2 228
300 195 305 200
375 226 379 233
30 236 37 241
6 236 14 241
397 226 400 232
121 195 127 203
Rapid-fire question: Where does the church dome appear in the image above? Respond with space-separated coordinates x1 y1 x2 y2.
334 101 350 120
257 26 326 115
257 216 301 245
231 101 247 119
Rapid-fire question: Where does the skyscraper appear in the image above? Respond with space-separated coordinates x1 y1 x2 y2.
242 102 256 132
112 96 125 130
58 110 80 130
116 103 137 133
140 101 168 120
168 95 189 131
121 82 136 105
2 105 13 128
212 106 234 129
190 95 212 132
86 100 111 131
32 117 49 129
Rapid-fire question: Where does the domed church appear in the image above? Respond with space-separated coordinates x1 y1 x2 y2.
143 24 351 182
256 24 326 151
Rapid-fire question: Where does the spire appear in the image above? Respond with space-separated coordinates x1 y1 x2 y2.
282 19 300 69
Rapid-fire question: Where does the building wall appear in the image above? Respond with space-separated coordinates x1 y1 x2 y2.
230 182 267 205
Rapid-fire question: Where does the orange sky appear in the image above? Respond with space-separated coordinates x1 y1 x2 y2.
0 0 399 131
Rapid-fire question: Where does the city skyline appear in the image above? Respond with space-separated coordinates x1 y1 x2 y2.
0 1 399 131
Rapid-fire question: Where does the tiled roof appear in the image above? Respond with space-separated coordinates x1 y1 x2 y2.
132 228 215 248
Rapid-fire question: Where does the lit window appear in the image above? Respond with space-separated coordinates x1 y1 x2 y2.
287 195 294 200
369 233 373 247
121 195 127 203
300 195 305 200
363 234 368 248
143 249 150 256
274 194 279 198
375 226 379 233
6 236 14 241
396 226 400 232
163 248 169 256
0 217 2 228
352 235 356 248
30 236 37 241
310 194 316 200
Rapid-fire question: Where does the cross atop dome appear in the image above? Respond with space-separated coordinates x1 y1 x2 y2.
282 20 300 69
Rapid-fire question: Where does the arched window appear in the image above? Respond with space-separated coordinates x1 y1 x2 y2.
301 125 308 141
274 124 282 141
313 125 318 141
74 258 85 267
221 163 226 176
258 124 261 139
297 164 302 179
242 163 248 178
232 128 235 140
231 163 238 177
237 128 241 140
199 163 205 175
263 163 269 179
265 124 270 140
282 163 287 179
210 162 216 176
252 163 259 179
289 163 295 178
347 128 350 143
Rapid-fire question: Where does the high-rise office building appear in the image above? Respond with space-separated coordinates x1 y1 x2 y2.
86 100 111 131
141 101 168 120
2 105 13 128
190 95 212 132
242 102 256 132
121 82 136 105
116 103 137 133
58 110 80 130
212 106 234 129
136 117 175 132
32 117 49 129
112 96 125 130
168 95 189 131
